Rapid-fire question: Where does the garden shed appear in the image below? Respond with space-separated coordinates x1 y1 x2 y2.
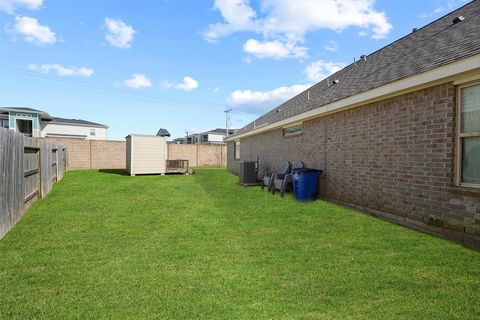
126 134 167 176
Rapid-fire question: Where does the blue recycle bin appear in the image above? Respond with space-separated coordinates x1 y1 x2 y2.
292 169 322 201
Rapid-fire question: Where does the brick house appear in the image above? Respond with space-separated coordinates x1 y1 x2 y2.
225 1 480 248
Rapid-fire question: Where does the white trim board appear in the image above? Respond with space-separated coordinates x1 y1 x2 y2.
226 54 480 142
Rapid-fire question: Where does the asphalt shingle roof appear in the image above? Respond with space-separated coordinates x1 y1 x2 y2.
51 117 108 128
156 128 171 137
0 107 53 120
232 0 480 137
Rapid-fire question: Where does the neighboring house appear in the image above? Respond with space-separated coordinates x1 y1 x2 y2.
172 128 236 144
226 2 480 248
171 137 186 144
0 107 108 140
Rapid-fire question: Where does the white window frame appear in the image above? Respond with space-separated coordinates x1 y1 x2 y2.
283 123 304 138
234 140 240 160
90 128 96 136
455 81 480 188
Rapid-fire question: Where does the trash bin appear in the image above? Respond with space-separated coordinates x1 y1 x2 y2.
292 169 322 201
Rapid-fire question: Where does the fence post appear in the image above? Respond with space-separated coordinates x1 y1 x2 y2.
56 149 59 182
195 145 199 166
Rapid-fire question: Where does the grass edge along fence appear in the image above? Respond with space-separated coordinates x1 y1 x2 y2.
0 128 67 239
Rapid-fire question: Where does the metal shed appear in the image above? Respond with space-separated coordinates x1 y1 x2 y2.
126 134 168 176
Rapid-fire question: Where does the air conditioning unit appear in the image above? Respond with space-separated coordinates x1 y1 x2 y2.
239 161 259 186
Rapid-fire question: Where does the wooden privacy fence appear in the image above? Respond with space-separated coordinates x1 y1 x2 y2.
0 128 67 239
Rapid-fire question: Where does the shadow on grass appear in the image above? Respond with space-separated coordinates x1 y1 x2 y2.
98 169 129 176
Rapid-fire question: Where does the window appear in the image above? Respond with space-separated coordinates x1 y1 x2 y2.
90 128 96 136
457 82 480 186
16 119 33 136
0 119 8 128
283 124 304 137
234 140 240 160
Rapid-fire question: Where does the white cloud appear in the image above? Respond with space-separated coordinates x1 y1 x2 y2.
228 56 347 114
304 60 346 82
163 76 199 91
203 0 259 43
10 16 56 45
104 17 135 48
261 0 391 39
175 76 199 91
161 81 173 89
0 0 42 14
204 0 392 58
358 31 368 37
228 83 311 115
28 64 93 77
243 38 307 59
123 74 152 89
324 40 338 52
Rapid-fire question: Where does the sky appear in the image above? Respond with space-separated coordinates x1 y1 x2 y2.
0 0 470 140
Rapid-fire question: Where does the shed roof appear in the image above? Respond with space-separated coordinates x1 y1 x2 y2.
230 0 480 138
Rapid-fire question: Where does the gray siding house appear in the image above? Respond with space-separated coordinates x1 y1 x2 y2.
226 1 480 248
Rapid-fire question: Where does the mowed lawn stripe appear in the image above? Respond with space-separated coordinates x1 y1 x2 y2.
0 168 479 319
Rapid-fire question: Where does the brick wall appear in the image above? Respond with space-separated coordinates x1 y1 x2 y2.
44 137 93 169
168 144 227 166
44 138 126 170
168 144 198 166
197 144 226 166
228 83 480 248
91 140 126 169
45 137 226 170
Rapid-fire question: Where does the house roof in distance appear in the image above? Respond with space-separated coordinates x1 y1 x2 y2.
0 107 53 120
156 128 171 137
51 117 108 128
0 107 108 128
231 0 480 138
197 128 236 135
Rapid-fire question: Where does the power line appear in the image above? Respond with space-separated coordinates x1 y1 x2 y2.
0 64 226 112
0 64 223 107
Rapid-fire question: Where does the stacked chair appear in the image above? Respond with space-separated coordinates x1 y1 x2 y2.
261 161 305 197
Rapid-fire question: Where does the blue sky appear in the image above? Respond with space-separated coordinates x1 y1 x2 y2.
0 0 469 140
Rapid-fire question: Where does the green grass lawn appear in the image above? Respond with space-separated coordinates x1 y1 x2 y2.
0 168 479 319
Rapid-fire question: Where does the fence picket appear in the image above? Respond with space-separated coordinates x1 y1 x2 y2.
0 128 67 239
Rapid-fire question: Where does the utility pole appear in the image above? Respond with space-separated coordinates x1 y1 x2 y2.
224 105 232 138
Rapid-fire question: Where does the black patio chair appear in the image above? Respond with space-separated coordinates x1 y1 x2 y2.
272 161 305 197
261 161 290 192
